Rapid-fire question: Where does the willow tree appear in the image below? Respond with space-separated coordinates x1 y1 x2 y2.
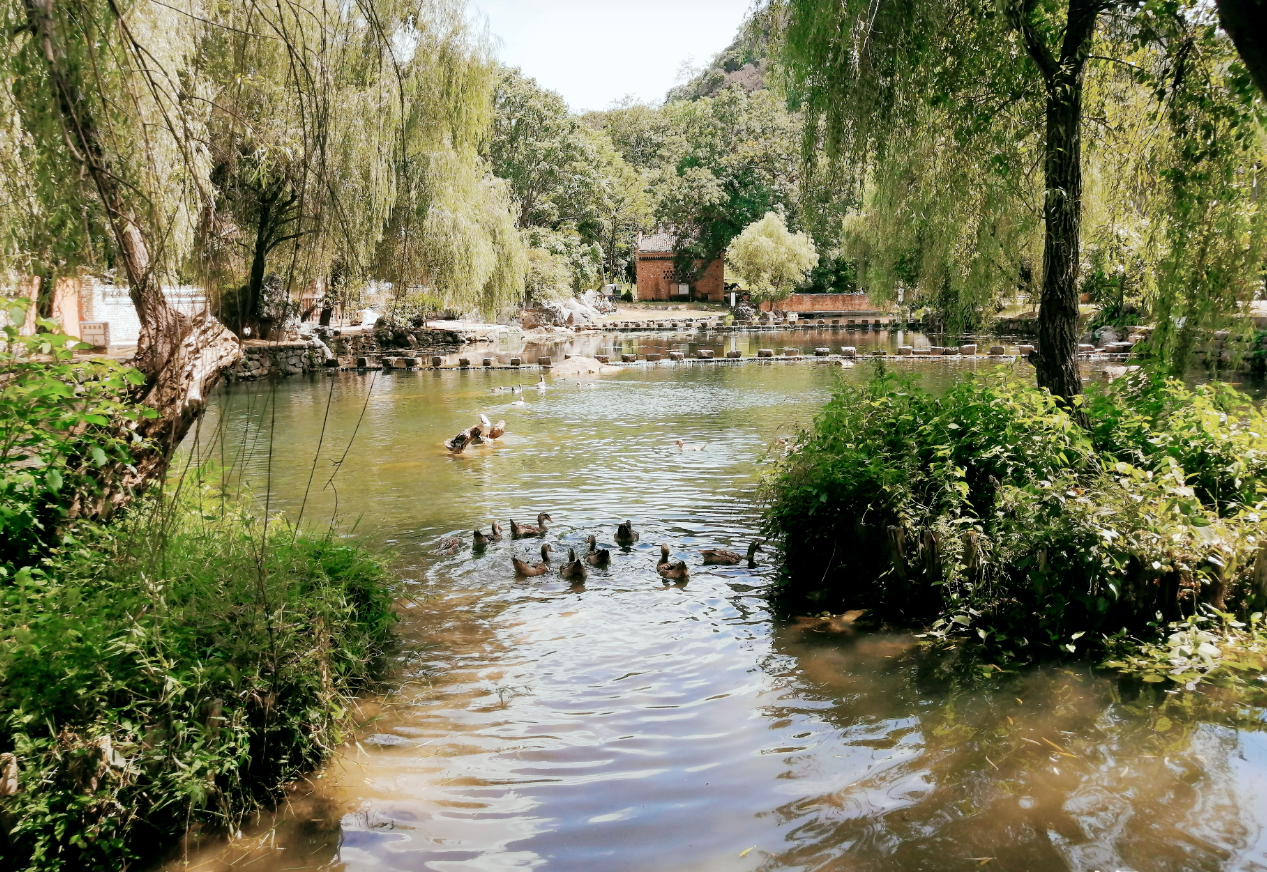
3 0 240 503
781 0 1266 401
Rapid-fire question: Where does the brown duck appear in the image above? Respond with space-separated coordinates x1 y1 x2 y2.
584 535 611 567
473 522 504 551
701 541 762 567
561 548 588 583
656 544 689 582
614 520 639 546
513 543 553 577
510 513 552 538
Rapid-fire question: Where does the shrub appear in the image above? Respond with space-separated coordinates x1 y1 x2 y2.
1 298 156 567
763 365 1267 663
0 480 396 871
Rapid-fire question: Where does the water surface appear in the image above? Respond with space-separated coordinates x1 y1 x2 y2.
164 356 1267 872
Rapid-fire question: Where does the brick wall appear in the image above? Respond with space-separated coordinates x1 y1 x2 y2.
758 293 877 314
634 254 725 302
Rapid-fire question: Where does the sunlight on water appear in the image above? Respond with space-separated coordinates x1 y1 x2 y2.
160 352 1267 872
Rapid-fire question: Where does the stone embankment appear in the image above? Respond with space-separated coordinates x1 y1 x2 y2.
225 322 512 381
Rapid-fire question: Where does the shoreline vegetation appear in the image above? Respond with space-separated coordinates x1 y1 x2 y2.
0 481 396 872
763 363 1267 685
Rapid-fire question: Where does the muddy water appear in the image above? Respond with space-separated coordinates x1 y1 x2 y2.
166 358 1267 872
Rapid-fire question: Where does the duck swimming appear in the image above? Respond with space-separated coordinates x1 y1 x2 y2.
614 520 639 546
675 439 707 451
479 414 507 439
656 544 689 582
584 535 611 567
512 543 553 577
510 513 552 538
701 541 762 567
561 548 588 582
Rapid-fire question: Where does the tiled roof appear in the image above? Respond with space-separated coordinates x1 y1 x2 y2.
637 232 675 253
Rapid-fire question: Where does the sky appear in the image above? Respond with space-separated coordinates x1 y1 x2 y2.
473 0 755 112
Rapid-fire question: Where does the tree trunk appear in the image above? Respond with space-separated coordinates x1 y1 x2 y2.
1010 0 1098 405
1034 68 1087 402
1216 0 1267 98
23 0 241 510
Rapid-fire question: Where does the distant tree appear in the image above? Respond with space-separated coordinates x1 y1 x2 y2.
726 212 818 306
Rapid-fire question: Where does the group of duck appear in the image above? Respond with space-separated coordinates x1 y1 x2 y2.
464 513 762 585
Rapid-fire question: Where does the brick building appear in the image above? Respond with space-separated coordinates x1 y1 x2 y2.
633 232 725 302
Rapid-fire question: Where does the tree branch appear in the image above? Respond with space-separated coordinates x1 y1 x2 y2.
1006 0 1059 83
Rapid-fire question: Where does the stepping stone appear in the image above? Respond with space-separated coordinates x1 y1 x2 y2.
960 344 977 355
726 350 741 358
698 349 715 359
431 355 443 367
356 356 372 368
483 357 494 367
783 348 799 357
840 346 857 357
1078 344 1095 354
324 357 340 367
538 356 552 366
458 358 470 368
758 349 774 358
898 346 913 355
510 357 522 367
1018 345 1035 356
646 353 661 362
622 353 637 362
989 345 1005 356
596 355 610 363
669 351 684 360
815 347 831 356
913 347 931 356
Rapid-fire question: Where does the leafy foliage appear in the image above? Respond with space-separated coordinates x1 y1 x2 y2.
725 211 818 304
763 365 1267 663
0 483 395 871
0 299 155 566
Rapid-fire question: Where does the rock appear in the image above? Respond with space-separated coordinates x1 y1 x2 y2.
989 345 1005 355
669 351 684 360
758 349 774 358
698 349 715 359
960 344 977 355
510 357 521 367
726 350 741 358
0 753 17 797
622 353 637 362
483 357 494 367
544 355 620 375
459 358 470 368
538 356 552 367
431 355 443 367
815 347 831 356
1094 326 1119 347
1018 344 1035 356
898 346 913 355
840 347 856 358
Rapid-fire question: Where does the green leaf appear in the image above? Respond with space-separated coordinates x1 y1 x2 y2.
91 446 108 467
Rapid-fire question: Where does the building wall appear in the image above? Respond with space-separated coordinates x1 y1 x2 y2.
758 293 876 314
634 254 724 302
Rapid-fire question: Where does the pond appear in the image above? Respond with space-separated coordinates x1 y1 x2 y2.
164 355 1267 872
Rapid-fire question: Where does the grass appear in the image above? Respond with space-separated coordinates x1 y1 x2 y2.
0 475 396 871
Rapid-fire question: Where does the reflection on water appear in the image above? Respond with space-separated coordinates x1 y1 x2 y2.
162 359 1267 872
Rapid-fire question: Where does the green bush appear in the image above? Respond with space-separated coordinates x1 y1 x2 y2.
1 298 156 567
0 480 396 871
763 365 1267 662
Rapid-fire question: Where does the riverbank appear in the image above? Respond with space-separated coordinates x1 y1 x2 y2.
763 366 1267 671
0 484 396 872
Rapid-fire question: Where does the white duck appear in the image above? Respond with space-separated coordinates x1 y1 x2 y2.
675 439 707 452
480 414 507 439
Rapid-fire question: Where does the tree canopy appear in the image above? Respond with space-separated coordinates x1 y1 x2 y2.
726 211 818 304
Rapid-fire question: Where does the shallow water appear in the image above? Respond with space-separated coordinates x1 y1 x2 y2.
164 355 1267 872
